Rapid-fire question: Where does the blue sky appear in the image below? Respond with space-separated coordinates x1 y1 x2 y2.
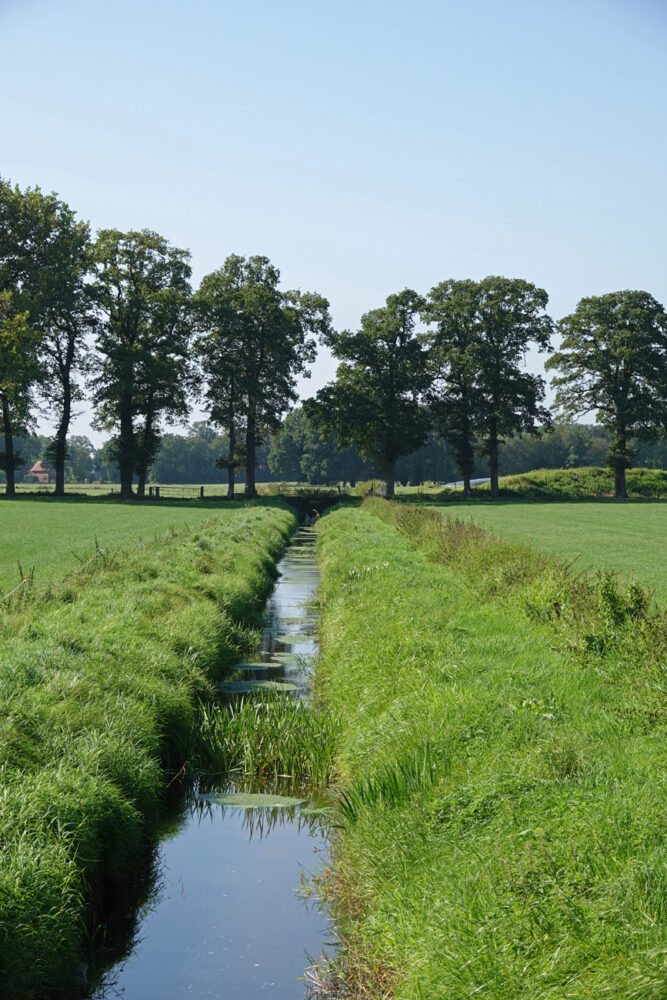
1 0 666 442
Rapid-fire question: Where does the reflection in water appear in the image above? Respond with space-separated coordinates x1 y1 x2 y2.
90 526 332 1000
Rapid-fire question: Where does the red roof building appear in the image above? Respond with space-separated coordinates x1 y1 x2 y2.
27 460 51 484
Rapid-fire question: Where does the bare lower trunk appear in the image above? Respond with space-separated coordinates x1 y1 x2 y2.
119 397 135 500
2 398 15 497
227 420 235 499
53 389 71 497
384 460 396 500
488 421 499 498
136 469 146 498
245 397 256 498
463 475 471 498
614 465 627 499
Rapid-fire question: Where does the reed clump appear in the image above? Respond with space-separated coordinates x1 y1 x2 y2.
0 503 295 999
198 693 340 787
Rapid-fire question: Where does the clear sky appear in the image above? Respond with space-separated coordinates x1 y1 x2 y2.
1 0 666 443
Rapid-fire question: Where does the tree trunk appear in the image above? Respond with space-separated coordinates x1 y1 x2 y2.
53 383 71 497
614 465 627 499
1 397 15 498
463 475 471 498
611 425 629 499
245 397 256 498
118 396 135 500
488 419 499 498
384 460 396 499
227 419 236 500
136 466 146 498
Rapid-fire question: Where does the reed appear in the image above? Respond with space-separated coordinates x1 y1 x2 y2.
197 693 340 787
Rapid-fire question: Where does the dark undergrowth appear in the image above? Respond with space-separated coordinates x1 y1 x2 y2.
0 503 295 1000
315 501 666 998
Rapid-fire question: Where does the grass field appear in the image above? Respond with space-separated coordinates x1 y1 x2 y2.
0 503 296 997
426 500 667 604
316 502 666 999
0 497 244 595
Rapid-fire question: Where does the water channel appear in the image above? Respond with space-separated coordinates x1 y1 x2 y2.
92 525 332 999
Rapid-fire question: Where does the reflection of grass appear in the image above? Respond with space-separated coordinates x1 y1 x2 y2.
0 505 295 997
317 503 666 1000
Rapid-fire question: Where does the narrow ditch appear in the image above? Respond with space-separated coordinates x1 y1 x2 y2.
91 524 334 999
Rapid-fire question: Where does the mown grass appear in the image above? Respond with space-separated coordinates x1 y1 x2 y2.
425 499 667 604
0 496 255 595
0 502 296 999
316 500 666 999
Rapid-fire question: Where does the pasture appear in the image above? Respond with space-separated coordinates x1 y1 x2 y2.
0 497 242 595
429 500 667 604
317 500 666 998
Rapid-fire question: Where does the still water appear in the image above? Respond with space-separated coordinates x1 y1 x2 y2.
93 526 331 999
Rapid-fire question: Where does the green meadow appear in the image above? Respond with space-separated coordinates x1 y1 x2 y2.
0 497 246 596
0 502 296 997
316 500 666 999
428 500 667 604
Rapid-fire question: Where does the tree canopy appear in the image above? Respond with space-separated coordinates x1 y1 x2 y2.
547 290 667 497
305 289 430 498
90 229 193 499
196 255 331 497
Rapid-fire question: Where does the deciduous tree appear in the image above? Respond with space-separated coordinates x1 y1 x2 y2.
547 290 667 498
305 289 430 498
196 256 330 497
473 277 553 497
91 230 193 499
423 279 483 497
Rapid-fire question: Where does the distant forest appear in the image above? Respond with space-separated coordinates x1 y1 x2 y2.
4 412 666 487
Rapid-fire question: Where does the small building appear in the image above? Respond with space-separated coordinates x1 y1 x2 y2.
26 460 51 484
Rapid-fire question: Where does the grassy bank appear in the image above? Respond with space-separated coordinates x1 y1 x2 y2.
0 503 295 999
439 466 667 499
316 500 666 998
0 495 263 594
426 500 667 603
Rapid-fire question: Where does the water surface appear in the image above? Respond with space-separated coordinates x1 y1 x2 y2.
93 526 331 999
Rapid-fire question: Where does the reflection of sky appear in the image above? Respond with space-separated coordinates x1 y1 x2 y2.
241 528 319 689
95 806 331 999
93 527 330 999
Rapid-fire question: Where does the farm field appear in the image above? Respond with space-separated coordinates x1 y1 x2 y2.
316 500 666 998
429 500 667 604
0 496 243 595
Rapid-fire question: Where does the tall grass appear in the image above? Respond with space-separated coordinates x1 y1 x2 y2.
197 693 340 787
0 503 296 999
315 503 666 999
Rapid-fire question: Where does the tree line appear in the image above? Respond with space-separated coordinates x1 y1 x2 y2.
1 178 666 500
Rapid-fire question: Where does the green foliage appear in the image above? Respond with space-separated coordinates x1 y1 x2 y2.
547 290 667 497
0 503 295 996
316 504 666 999
268 405 371 484
306 289 430 498
91 229 194 498
197 693 340 787
195 254 331 497
469 465 667 499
